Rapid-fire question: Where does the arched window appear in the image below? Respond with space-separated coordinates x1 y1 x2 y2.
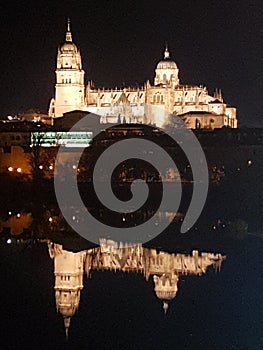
163 74 167 81
153 95 156 103
157 95 160 103
160 95 163 103
195 119 201 129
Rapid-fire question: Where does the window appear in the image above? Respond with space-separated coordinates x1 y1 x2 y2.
195 119 201 129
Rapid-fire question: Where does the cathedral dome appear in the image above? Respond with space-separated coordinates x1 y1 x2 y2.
157 59 177 70
156 46 177 70
59 18 78 53
153 274 179 301
60 41 78 53
154 45 179 87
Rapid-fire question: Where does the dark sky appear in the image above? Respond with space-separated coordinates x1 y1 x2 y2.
0 0 262 127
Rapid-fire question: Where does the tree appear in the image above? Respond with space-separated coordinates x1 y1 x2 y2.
29 132 58 182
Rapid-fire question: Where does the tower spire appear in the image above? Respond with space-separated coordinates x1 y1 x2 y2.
64 316 71 339
163 300 169 314
164 43 170 60
66 18 72 42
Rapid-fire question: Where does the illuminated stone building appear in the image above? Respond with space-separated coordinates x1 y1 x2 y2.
49 20 238 129
48 242 86 337
49 240 224 335
49 19 85 118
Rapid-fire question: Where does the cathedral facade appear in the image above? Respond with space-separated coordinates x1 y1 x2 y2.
49 20 238 129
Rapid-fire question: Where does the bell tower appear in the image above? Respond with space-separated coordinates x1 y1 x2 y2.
48 242 86 338
50 19 85 118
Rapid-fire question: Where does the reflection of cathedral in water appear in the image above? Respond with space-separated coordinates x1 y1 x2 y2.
48 240 225 337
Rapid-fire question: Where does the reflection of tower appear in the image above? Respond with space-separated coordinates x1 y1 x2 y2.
48 242 86 337
153 273 179 314
144 248 225 313
48 240 225 335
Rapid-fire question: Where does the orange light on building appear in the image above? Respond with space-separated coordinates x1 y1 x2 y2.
49 165 53 170
8 167 13 172
17 168 22 173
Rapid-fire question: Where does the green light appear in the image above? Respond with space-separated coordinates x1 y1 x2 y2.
31 131 93 147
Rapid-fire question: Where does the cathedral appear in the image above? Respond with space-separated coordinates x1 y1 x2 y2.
49 20 238 129
48 240 224 336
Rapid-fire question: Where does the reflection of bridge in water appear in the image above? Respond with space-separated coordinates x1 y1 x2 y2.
48 240 225 337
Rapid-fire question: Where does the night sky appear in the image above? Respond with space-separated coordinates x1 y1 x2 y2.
0 0 262 127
